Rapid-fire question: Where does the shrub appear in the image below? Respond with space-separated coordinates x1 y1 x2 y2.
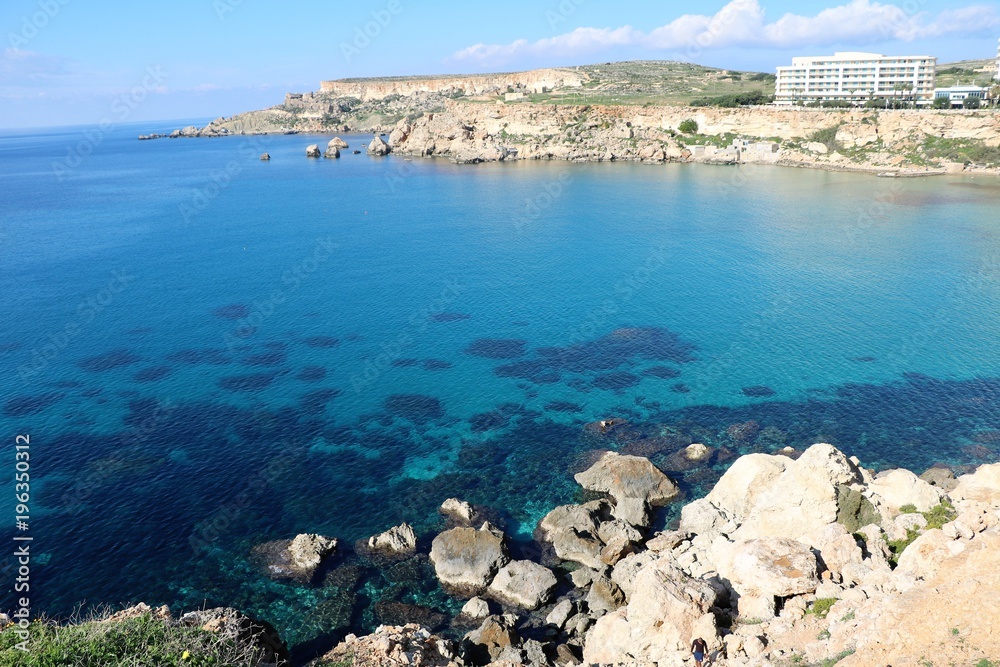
922 500 957 529
807 598 837 619
690 91 774 107
963 97 982 110
933 97 951 109
807 125 842 153
678 119 699 134
899 503 918 514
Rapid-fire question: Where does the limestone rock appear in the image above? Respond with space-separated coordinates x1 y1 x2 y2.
305 144 321 158
463 615 519 664
315 623 454 667
538 504 604 569
733 444 862 547
804 141 829 154
328 137 349 149
895 528 963 580
727 538 819 598
367 135 391 156
486 560 557 610
950 463 1000 507
610 550 658 601
429 523 510 594
574 452 679 508
569 566 597 589
440 497 476 523
583 558 719 665
683 442 711 461
259 153 270 161
461 596 491 620
599 535 635 566
703 452 788 522
546 599 575 628
367 522 417 556
255 533 336 582
323 146 340 158
868 469 943 512
586 574 626 614
919 466 957 492
680 498 736 537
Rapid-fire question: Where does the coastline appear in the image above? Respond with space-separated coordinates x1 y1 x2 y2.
8 442 999 666
156 98 1000 178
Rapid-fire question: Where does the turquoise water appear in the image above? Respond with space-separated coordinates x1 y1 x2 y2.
2 121 1000 656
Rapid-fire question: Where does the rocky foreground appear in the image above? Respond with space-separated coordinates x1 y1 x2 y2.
293 443 1000 667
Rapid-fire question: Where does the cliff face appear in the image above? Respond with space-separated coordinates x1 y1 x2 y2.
319 68 587 100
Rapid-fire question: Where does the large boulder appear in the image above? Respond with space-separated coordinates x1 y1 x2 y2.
367 523 417 556
367 135 391 156
429 523 509 594
323 146 340 159
305 144 321 158
950 463 1000 507
583 558 719 665
575 452 679 505
733 444 862 547
702 453 788 523
463 615 520 664
255 534 337 582
328 137 349 149
868 469 943 512
441 498 476 523
537 504 604 569
486 560 557 610
726 538 820 598
574 452 678 525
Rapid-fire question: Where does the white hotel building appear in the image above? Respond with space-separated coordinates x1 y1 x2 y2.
774 52 937 106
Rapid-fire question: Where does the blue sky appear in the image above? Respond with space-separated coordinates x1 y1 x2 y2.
1 0 998 128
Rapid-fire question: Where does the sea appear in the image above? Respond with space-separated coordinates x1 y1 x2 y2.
2 119 999 658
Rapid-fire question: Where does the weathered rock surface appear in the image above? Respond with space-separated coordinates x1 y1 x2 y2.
951 462 1000 506
305 144 321 157
179 607 289 666
367 135 390 156
574 451 679 506
367 522 417 556
440 497 476 523
486 560 557 610
727 538 820 598
584 558 719 665
429 523 509 594
323 146 340 158
868 468 942 512
255 534 337 581
328 137 349 149
310 623 455 667
537 503 604 569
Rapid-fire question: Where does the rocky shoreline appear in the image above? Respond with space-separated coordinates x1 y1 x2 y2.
23 442 1000 665
155 90 1000 177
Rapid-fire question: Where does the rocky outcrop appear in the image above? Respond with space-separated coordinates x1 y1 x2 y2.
310 624 456 667
574 451 679 525
254 533 337 582
429 523 509 594
366 522 417 556
305 144 320 158
440 497 476 523
367 135 390 156
486 560 557 610
179 607 289 666
323 146 340 159
328 137 349 149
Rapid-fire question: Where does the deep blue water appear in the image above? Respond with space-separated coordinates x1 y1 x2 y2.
2 120 1000 656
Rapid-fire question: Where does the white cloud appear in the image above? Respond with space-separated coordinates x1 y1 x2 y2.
451 0 1000 66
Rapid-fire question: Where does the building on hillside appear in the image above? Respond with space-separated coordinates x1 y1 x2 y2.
773 52 936 106
934 85 988 107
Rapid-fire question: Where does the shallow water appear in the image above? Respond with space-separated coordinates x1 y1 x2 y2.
2 122 999 655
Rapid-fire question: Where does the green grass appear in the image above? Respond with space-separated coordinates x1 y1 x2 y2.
820 650 856 666
975 660 997 667
806 125 843 153
807 598 837 619
921 138 1000 168
887 526 922 566
0 613 266 667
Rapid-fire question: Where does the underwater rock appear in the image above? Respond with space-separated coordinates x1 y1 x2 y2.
254 533 337 582
440 497 476 523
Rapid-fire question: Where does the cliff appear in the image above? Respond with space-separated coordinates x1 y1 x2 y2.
319 68 587 100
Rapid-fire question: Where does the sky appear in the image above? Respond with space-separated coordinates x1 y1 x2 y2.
1 0 998 128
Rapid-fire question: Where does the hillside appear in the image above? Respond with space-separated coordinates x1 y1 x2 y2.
936 58 998 89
